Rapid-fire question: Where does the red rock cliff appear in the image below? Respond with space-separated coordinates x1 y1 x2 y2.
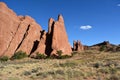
0 2 72 57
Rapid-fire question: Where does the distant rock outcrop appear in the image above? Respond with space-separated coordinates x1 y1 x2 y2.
0 2 72 58
73 40 84 51
87 41 120 52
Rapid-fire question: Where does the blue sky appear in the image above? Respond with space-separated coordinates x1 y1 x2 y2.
1 0 120 46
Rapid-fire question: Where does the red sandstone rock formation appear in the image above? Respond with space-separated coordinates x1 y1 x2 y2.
50 15 72 55
0 2 20 57
33 30 47 56
73 40 84 51
0 2 72 57
0 2 42 57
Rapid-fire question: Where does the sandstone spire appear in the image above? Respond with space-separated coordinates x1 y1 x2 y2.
50 14 72 55
48 18 54 34
58 14 64 22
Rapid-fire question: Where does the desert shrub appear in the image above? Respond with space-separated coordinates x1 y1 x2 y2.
98 68 110 74
0 56 9 62
99 45 107 51
23 71 31 76
59 62 77 67
57 50 62 56
31 68 38 73
109 68 117 74
56 50 72 59
55 69 64 75
35 52 46 59
47 54 57 59
105 61 118 67
36 72 47 78
106 75 120 80
93 62 103 68
71 51 78 56
98 67 117 74
93 63 100 68
11 51 27 60
60 55 72 59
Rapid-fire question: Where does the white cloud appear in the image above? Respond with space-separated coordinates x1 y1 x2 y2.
117 4 120 6
80 25 92 30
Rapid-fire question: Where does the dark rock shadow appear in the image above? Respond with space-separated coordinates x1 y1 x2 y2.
45 22 55 56
29 40 39 57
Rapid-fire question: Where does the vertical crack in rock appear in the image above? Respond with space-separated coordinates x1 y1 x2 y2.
29 30 45 57
15 24 30 52
29 40 39 56
40 30 45 40
2 23 21 56
45 22 55 56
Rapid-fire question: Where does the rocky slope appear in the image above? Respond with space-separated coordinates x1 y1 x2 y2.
86 41 120 52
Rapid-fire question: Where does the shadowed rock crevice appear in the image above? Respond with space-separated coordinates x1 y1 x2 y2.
40 30 45 40
15 24 30 52
29 40 39 56
45 22 55 56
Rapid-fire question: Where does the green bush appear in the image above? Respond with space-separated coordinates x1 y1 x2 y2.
59 55 72 59
35 52 46 59
23 71 31 76
57 50 62 56
56 50 72 59
11 51 27 60
0 56 9 62
59 62 77 67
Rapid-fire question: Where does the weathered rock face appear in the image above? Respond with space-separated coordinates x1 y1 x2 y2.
50 15 72 55
16 16 42 55
31 15 72 56
0 2 42 57
34 30 47 55
0 2 72 57
0 2 20 57
73 40 84 51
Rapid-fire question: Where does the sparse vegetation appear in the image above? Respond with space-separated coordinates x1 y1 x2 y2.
56 50 62 57
99 45 107 51
35 52 46 59
0 56 9 62
56 50 72 59
0 50 120 80
23 71 31 76
11 51 27 60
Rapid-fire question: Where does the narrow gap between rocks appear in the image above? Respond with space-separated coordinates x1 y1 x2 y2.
29 40 39 56
45 22 55 56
